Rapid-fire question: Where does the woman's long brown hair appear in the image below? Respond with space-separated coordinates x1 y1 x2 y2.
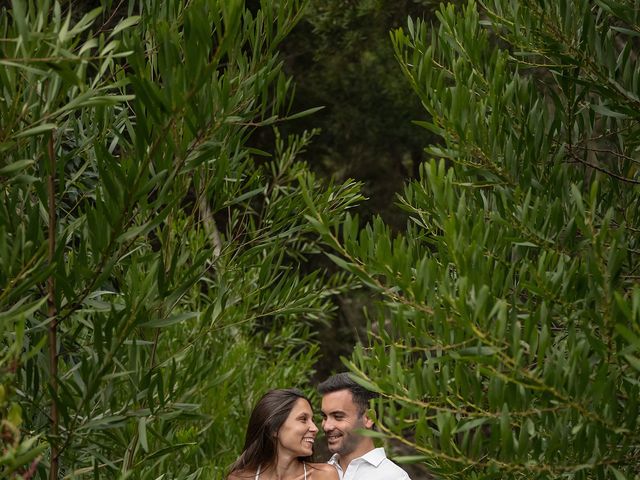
227 388 314 478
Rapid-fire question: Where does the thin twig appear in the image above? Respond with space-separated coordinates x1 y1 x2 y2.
47 133 59 480
568 153 640 184
198 193 223 260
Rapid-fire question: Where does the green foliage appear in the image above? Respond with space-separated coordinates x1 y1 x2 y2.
1 315 48 479
281 0 440 226
307 0 640 477
0 0 362 478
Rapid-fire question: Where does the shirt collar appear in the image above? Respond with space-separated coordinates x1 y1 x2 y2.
359 447 387 467
327 447 387 468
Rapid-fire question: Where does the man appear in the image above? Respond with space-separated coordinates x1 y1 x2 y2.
318 373 411 480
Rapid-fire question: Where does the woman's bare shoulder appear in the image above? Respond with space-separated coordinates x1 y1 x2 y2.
308 463 339 479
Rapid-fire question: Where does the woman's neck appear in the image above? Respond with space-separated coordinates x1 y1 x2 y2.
262 455 304 480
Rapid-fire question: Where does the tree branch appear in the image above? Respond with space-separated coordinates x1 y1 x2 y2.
199 196 223 260
47 134 59 480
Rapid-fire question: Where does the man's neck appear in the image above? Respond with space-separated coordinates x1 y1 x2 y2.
339 439 376 472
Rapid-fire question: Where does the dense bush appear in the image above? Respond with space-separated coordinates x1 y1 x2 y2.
0 1 361 478
308 0 640 477
5 0 640 477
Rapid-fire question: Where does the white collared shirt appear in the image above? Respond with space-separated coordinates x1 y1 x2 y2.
328 447 411 480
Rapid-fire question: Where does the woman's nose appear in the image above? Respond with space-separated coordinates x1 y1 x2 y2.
309 421 318 432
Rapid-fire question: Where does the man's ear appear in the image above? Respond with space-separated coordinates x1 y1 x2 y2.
362 413 374 429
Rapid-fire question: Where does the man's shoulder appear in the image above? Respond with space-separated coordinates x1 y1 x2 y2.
358 448 411 479
380 456 411 478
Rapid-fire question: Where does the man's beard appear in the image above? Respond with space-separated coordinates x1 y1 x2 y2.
334 416 366 456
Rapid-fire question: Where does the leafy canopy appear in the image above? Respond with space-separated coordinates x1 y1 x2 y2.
1 0 361 478
307 0 640 478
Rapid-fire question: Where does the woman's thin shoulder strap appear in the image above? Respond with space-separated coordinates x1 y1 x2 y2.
255 465 260 480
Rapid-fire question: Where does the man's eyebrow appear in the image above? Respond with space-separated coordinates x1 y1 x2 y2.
323 409 346 416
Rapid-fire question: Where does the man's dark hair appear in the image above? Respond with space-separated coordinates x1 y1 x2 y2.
317 372 378 416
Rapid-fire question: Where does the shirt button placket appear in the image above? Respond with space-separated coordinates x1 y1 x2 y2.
344 462 358 480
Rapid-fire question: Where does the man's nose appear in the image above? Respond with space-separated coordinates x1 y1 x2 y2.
322 418 332 431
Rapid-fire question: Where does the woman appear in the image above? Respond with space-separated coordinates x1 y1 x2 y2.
227 388 339 480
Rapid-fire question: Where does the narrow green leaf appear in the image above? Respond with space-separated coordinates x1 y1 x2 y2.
608 466 628 480
623 354 640 372
138 417 148 453
347 373 381 393
393 455 429 464
357 429 387 439
109 16 141 38
285 106 325 121
13 123 56 138
454 417 488 434
142 443 196 462
11 0 29 43
0 159 34 175
141 312 199 328
591 103 630 119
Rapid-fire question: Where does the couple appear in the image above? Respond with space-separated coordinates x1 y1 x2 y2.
227 373 411 480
